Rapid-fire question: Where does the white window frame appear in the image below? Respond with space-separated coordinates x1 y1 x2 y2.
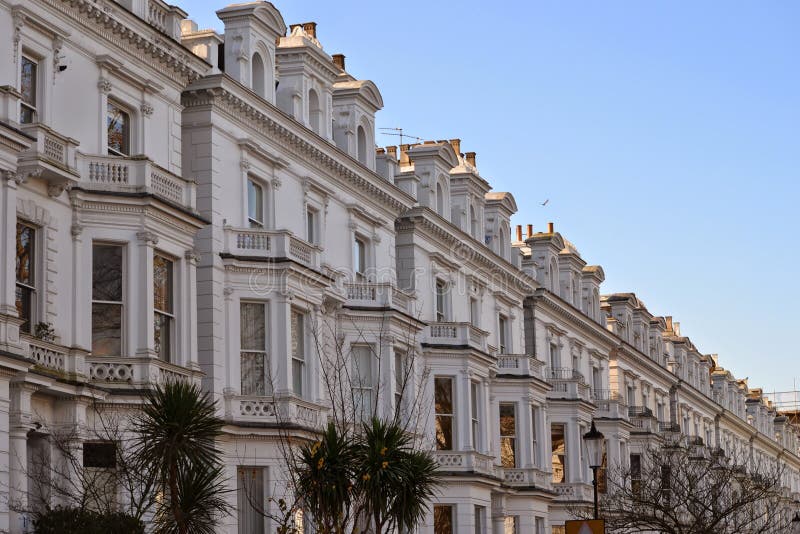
470 381 480 450
499 402 517 468
91 242 125 356
435 278 449 322
435 376 455 451
19 53 39 124
291 309 306 397
240 301 270 396
498 314 509 354
351 344 375 419
153 253 175 362
106 98 132 157
247 177 266 228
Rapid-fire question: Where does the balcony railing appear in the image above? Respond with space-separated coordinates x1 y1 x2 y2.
546 367 584 382
222 226 321 269
20 335 86 377
496 355 544 379
502 467 551 489
225 394 323 428
87 356 198 387
344 282 413 313
423 322 488 352
628 406 654 418
553 482 594 501
18 123 80 186
659 421 681 433
434 450 496 477
78 154 196 208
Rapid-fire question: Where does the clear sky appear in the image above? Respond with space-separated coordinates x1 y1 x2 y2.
180 1 800 395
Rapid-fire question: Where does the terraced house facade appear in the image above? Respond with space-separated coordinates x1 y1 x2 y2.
0 0 798 533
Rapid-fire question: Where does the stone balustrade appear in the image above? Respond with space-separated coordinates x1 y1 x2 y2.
424 322 489 352
496 354 544 380
87 356 198 387
224 393 323 428
344 282 413 313
434 450 497 478
222 226 321 270
78 154 196 209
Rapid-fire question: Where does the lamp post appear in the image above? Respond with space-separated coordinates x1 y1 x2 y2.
583 420 605 520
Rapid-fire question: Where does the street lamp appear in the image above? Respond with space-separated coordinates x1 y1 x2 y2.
583 420 605 520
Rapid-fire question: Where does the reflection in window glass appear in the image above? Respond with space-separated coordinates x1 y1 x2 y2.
153 255 173 362
15 222 35 333
20 56 37 124
92 244 123 355
433 505 453 534
247 179 264 228
107 101 130 156
240 302 269 396
435 377 454 450
500 403 516 468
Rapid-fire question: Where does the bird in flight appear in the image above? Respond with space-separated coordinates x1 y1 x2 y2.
541 199 549 206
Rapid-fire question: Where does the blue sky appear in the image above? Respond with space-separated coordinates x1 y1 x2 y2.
181 1 800 394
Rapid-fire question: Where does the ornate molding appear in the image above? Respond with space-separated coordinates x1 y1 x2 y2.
184 249 201 264
140 102 154 117
136 230 159 246
97 77 112 94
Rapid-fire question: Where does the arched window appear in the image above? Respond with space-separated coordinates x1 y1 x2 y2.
436 182 444 215
308 89 321 135
357 125 367 164
251 53 265 98
470 205 478 238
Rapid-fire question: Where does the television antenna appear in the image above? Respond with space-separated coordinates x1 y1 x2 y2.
379 127 423 146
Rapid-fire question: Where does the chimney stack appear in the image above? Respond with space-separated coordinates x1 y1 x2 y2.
399 144 411 166
516 225 523 242
547 222 554 233
303 22 317 39
332 54 345 70
386 146 397 160
465 152 476 167
526 224 533 238
449 139 461 155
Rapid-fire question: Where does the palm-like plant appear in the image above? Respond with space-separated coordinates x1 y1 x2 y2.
133 381 228 534
295 422 356 533
354 418 440 534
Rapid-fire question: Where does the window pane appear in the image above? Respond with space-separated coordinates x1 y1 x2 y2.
154 312 171 362
16 223 34 286
247 180 263 227
435 377 452 414
500 404 516 468
15 285 32 334
20 56 36 123
241 351 266 396
240 303 265 351
237 467 265 534
352 346 372 387
291 312 304 360
292 359 304 396
107 102 129 156
83 442 116 469
552 423 567 483
435 415 452 450
92 245 123 302
153 255 173 313
92 303 122 356
306 209 315 242
433 505 453 534
354 238 365 274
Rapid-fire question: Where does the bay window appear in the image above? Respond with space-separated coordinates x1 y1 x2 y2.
352 345 374 418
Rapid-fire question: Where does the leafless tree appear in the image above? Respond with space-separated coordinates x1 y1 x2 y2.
575 440 797 534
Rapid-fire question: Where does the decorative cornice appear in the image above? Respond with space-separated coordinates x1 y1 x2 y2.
40 0 209 85
181 78 415 215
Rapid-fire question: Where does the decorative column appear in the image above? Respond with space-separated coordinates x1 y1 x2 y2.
458 369 471 450
135 231 158 358
9 381 36 534
183 250 201 375
274 291 293 396
0 372 13 532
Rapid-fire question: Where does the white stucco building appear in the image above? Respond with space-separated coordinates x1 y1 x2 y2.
0 1 798 533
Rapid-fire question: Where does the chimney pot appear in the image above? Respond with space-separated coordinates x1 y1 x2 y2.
303 22 317 39
516 225 523 242
465 151 476 166
332 53 345 70
526 224 533 238
547 222 554 233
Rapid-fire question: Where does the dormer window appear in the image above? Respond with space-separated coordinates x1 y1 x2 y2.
20 55 38 124
107 101 130 157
